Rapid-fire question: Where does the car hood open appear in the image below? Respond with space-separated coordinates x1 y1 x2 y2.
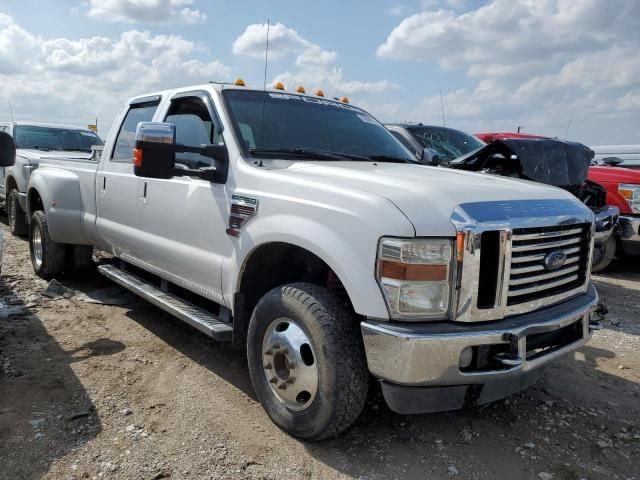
448 138 593 188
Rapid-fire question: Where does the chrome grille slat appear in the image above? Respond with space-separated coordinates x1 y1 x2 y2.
511 246 581 263
509 265 580 285
511 236 582 252
505 223 590 306
508 274 580 297
511 227 584 241
510 255 580 274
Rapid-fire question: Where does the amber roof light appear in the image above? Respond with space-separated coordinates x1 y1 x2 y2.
234 78 245 86
273 82 285 90
314 89 325 97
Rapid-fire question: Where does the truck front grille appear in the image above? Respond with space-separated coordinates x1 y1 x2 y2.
507 223 590 306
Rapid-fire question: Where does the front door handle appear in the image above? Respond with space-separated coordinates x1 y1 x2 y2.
100 176 106 196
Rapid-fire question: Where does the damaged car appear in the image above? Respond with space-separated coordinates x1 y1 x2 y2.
386 124 619 272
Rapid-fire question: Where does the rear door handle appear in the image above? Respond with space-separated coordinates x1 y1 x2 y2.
100 176 106 195
138 180 147 205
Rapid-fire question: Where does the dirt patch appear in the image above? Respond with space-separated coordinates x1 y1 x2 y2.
0 217 638 480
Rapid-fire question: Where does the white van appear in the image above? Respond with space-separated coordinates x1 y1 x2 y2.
590 145 640 168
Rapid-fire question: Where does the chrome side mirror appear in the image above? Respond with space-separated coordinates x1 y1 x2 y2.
133 122 177 179
421 147 441 166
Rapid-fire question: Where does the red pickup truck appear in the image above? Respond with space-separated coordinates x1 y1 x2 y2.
477 133 640 267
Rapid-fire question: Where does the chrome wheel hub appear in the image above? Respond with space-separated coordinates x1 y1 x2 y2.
262 318 318 411
32 225 43 269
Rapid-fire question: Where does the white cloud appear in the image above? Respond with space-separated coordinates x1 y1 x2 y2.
0 15 229 132
376 0 640 144
233 22 336 65
234 22 393 97
85 0 206 24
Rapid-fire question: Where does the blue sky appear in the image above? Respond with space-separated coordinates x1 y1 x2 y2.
0 0 638 145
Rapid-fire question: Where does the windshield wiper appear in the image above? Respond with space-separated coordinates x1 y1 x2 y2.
64 149 93 153
30 146 54 151
249 148 373 162
365 154 417 164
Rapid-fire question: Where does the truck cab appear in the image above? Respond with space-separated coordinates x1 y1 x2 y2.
26 82 601 440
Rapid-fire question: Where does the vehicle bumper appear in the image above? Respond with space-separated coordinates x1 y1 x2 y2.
618 215 640 256
594 205 619 244
361 284 599 414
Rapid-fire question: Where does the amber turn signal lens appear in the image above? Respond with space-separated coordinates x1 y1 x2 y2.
380 260 448 281
133 148 143 167
456 231 465 263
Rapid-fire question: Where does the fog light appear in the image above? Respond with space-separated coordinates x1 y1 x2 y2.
459 347 473 369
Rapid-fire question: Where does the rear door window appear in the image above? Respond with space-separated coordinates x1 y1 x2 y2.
111 103 159 162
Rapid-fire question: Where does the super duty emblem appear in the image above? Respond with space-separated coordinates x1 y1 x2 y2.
227 194 258 237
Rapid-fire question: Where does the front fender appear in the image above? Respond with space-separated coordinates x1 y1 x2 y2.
28 167 91 245
225 208 415 320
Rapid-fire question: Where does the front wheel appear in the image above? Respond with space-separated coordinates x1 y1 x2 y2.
29 211 66 279
7 190 28 236
247 283 369 441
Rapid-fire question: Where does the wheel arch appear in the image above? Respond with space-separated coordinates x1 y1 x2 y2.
232 241 361 347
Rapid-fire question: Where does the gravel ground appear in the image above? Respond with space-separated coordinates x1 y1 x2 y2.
0 217 638 480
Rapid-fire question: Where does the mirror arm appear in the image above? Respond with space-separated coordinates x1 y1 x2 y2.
172 166 218 182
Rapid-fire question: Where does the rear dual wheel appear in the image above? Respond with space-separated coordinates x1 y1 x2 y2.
29 211 94 279
247 283 369 441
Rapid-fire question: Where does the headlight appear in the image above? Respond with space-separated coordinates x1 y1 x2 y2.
618 184 640 214
376 238 453 320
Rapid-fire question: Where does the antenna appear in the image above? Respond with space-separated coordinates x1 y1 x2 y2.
564 112 573 140
439 89 446 129
263 19 270 90
8 99 14 122
517 125 523 133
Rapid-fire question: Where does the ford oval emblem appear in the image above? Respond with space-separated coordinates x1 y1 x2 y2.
543 250 567 271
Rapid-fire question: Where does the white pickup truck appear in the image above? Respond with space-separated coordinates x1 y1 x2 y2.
26 82 601 440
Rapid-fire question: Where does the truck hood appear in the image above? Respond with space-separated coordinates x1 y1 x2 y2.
588 165 640 184
277 161 575 236
449 138 593 188
17 149 92 164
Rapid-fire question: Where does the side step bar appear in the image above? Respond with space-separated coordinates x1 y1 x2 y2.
98 264 233 341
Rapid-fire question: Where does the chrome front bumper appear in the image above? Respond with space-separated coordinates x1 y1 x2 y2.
361 283 598 387
618 215 640 255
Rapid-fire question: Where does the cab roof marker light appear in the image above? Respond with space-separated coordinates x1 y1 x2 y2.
273 82 285 90
234 78 245 86
296 86 306 93
314 89 325 97
339 96 349 103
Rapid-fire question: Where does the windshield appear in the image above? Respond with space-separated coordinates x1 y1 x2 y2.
223 90 415 162
14 125 103 152
408 126 484 161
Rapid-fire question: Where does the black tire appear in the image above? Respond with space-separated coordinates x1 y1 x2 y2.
67 245 94 274
29 211 66 279
591 235 616 273
7 190 28 236
247 282 369 441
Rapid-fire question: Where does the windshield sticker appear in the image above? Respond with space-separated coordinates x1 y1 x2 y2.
357 113 376 124
267 92 361 112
